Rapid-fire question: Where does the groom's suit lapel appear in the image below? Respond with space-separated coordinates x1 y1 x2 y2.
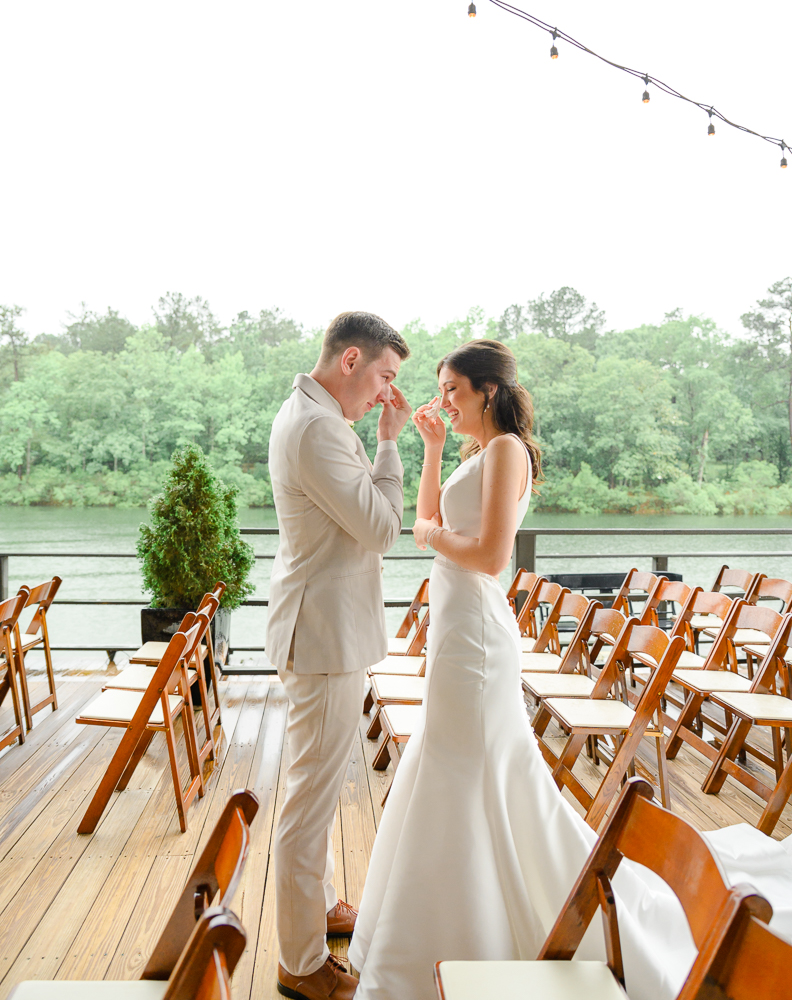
293 374 373 473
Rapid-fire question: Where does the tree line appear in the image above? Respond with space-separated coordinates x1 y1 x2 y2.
1 281 791 515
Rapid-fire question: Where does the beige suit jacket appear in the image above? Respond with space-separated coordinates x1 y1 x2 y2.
267 374 404 674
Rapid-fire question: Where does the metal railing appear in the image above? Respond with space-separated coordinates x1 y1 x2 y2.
2 526 792 657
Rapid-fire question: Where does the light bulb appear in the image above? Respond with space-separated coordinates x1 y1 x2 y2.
782 157 788 169
468 2 476 16
550 29 559 59
642 90 650 104
708 122 715 136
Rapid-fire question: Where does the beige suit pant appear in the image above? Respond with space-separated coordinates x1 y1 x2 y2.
275 652 366 977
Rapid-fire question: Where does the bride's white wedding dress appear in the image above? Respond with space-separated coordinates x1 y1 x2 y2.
348 440 792 1000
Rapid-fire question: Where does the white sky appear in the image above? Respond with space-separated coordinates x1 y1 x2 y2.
1 0 790 340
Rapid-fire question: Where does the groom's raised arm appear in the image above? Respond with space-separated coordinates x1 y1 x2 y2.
298 414 403 554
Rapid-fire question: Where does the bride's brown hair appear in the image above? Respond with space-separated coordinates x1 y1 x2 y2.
437 339 543 490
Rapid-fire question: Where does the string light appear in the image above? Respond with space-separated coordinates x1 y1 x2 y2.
470 1 788 169
468 3 476 16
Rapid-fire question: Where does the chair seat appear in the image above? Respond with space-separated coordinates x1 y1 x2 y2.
78 689 183 725
370 675 425 703
520 651 563 672
381 704 422 738
700 627 771 645
522 673 595 698
671 669 752 694
677 649 706 668
435 960 623 1000
712 692 792 723
130 640 206 665
743 642 792 664
104 664 196 691
388 636 422 654
521 636 536 652
9 983 168 999
689 613 723 630
545 697 635 731
368 655 425 676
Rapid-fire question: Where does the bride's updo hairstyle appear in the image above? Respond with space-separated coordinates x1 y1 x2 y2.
437 339 543 488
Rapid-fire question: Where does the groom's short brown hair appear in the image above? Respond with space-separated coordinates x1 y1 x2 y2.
318 311 410 366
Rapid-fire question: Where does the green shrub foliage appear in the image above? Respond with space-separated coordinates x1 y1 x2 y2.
137 444 255 610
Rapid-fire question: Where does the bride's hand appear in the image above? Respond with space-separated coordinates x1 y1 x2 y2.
412 397 446 449
412 513 441 550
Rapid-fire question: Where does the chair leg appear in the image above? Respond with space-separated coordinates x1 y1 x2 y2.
363 687 374 714
179 692 205 799
367 707 383 740
372 734 392 771
701 718 753 795
116 729 156 791
41 618 59 711
654 733 671 809
191 658 216 764
757 755 792 836
78 718 150 834
163 711 189 833
665 691 705 759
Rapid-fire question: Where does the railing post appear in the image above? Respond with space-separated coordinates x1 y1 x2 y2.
513 530 536 578
653 555 669 573
0 555 7 601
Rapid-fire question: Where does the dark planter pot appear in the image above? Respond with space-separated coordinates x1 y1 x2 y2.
140 606 231 666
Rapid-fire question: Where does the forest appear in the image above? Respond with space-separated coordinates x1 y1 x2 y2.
1 279 791 515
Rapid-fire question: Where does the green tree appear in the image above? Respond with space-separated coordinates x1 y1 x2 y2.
526 287 605 351
0 304 28 381
64 304 137 353
154 292 221 351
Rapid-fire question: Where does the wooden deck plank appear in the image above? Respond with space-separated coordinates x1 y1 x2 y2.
0 671 790 1000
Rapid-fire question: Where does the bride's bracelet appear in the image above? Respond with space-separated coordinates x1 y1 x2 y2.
426 526 448 550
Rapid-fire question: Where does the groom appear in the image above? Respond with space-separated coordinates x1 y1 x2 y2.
268 311 411 1000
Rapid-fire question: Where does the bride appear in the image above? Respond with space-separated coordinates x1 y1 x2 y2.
347 339 792 1000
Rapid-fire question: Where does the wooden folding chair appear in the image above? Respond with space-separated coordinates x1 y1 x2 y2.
610 568 666 617
520 588 577 671
144 788 259 979
388 597 430 656
542 622 685 825
638 578 692 628
506 568 540 616
9 906 247 1000
0 590 29 752
434 777 771 1000
372 703 422 772
365 674 425 739
13 577 61 729
107 594 224 770
724 577 792 678
701 614 792 834
129 582 226 729
668 588 734 670
522 600 604 704
665 602 786 767
76 614 209 834
516 579 564 651
390 578 430 648
688 565 761 649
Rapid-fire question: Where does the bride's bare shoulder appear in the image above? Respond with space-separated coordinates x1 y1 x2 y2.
486 434 525 460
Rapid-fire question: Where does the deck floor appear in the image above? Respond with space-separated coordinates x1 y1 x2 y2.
0 664 789 999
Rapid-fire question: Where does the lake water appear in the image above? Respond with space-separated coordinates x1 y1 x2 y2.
2 506 791 660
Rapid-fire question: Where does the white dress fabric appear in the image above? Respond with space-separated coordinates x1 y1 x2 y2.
348 441 792 1000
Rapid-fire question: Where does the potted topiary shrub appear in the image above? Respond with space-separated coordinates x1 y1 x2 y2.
137 443 255 666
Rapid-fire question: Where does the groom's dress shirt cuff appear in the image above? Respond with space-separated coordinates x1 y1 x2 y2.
377 440 398 454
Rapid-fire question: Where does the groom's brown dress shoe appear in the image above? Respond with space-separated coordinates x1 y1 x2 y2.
277 955 358 999
326 899 358 936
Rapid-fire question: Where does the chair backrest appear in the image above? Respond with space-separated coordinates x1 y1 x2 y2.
556 600 603 674
673 588 733 625
144 789 259 979
395 578 430 638
506 569 540 615
745 613 792 696
161 907 246 1000
538 778 772 992
611 569 665 615
680 912 792 1000
703 600 784 671
21 577 62 636
534 591 591 654
753 577 792 613
589 608 628 645
0 589 30 664
517 580 565 638
713 565 761 599
640 579 692 626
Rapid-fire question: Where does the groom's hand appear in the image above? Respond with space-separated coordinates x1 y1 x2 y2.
377 384 412 442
